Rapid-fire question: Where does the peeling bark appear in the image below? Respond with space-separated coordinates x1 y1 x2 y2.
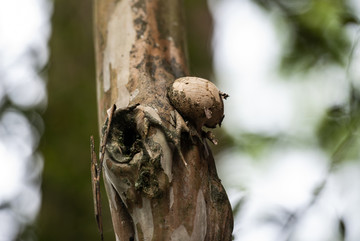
93 0 233 240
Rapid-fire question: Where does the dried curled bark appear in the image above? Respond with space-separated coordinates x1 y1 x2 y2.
93 0 233 240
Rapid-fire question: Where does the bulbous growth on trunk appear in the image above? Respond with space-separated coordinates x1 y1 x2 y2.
168 77 228 129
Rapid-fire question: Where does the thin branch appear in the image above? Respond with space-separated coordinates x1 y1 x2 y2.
90 104 116 240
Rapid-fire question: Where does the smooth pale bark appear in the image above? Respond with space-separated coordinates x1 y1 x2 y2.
93 0 233 240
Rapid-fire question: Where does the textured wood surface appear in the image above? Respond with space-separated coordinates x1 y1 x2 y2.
93 0 233 240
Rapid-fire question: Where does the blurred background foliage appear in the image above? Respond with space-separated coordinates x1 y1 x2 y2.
254 0 358 71
36 0 102 240
7 0 356 240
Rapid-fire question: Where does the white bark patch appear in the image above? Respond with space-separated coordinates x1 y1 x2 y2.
104 171 118 211
139 105 162 123
132 197 154 241
130 89 139 101
169 187 174 209
103 0 135 108
170 225 190 241
115 86 130 109
152 130 173 182
115 234 120 241
106 105 117 117
190 190 207 241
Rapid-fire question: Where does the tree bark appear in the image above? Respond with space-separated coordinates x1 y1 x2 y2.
93 0 233 240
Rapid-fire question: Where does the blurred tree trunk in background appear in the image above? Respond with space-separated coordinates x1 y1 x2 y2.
37 0 112 240
37 0 218 240
93 0 232 240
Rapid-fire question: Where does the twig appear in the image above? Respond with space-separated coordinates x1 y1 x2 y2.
90 104 116 240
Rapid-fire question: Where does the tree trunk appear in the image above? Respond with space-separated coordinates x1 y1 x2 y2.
93 0 233 240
